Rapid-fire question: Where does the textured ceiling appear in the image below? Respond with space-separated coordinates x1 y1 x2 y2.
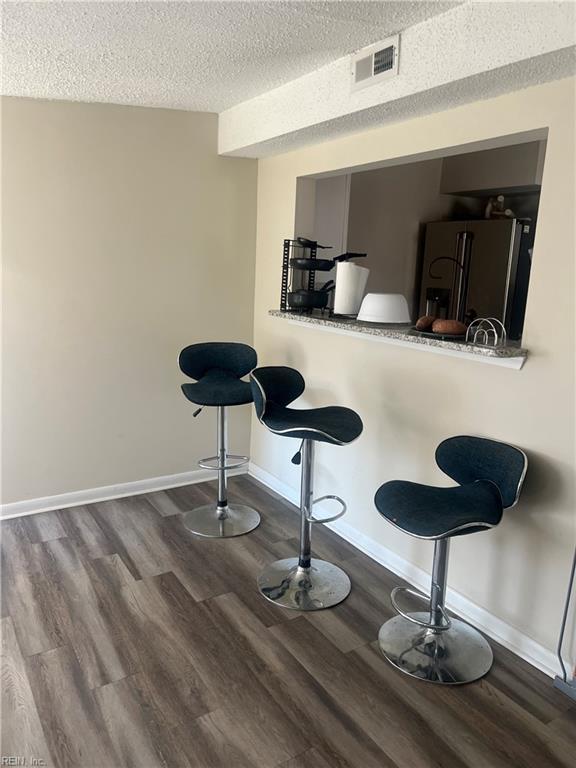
218 1 576 156
233 49 575 158
1 1 460 112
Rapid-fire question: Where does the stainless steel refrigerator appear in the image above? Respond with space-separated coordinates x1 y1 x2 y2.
417 219 533 340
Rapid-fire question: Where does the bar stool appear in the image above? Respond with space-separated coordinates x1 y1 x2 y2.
179 342 260 538
374 435 527 684
250 366 363 611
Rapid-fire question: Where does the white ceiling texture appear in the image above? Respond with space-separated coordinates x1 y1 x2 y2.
1 1 460 111
2 1 575 157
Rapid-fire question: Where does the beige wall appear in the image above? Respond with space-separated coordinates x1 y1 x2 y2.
251 79 575 663
1 98 257 505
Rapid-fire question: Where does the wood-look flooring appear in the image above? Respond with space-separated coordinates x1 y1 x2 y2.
1 475 574 767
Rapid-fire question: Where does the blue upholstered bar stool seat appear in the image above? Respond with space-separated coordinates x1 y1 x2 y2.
375 436 527 684
251 366 363 611
179 342 260 538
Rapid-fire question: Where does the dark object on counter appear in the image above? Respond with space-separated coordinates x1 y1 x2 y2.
290 251 367 272
410 328 467 342
375 435 527 684
432 319 467 336
295 237 332 249
289 257 335 271
414 315 466 337
334 252 367 262
281 237 367 314
415 315 435 331
287 281 335 310
281 238 317 311
424 287 450 320
281 238 355 314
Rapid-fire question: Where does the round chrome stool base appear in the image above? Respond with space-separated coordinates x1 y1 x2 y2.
257 557 351 611
378 612 493 684
182 504 260 538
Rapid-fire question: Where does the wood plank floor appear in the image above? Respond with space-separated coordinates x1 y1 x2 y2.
1 475 574 768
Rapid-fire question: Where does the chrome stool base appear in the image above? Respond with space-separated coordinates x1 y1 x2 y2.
183 503 260 538
378 612 493 684
183 404 260 539
257 557 351 611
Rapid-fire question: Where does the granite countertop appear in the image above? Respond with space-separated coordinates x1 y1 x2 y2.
268 310 528 362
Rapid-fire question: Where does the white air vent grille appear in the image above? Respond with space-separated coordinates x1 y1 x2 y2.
373 46 395 75
351 35 399 91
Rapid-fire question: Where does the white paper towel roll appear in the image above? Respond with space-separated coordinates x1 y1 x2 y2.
333 262 370 315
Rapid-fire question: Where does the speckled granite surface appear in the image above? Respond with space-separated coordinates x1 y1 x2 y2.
269 310 528 361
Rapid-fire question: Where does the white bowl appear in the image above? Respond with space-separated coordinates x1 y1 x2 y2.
357 293 411 323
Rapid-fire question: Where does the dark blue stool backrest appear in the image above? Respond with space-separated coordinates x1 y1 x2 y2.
179 342 257 382
250 366 305 421
435 436 527 509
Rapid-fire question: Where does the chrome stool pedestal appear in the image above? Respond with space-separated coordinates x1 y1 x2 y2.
183 405 260 538
258 439 350 610
375 435 527 685
378 539 493 684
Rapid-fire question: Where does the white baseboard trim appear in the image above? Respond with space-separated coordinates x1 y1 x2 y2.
248 461 562 680
1 467 248 520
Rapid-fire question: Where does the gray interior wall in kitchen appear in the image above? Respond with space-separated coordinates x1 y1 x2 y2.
294 175 351 290
440 140 545 195
346 159 453 314
313 175 350 252
294 177 317 240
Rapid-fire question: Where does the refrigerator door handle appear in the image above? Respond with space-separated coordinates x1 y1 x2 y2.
453 231 463 320
455 231 473 322
427 232 469 319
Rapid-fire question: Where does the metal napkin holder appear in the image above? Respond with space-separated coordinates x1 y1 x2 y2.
466 318 507 348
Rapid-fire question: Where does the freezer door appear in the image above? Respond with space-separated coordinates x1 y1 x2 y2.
418 222 467 318
464 220 520 325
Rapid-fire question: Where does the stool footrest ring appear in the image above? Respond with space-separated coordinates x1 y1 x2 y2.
198 454 249 471
306 495 347 525
390 586 452 631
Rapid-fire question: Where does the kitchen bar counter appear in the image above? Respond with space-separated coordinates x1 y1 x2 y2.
269 310 528 369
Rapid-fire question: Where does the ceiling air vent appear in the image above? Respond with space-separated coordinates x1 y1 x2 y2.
351 35 399 92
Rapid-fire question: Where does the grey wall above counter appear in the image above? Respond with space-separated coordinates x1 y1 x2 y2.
440 140 546 196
